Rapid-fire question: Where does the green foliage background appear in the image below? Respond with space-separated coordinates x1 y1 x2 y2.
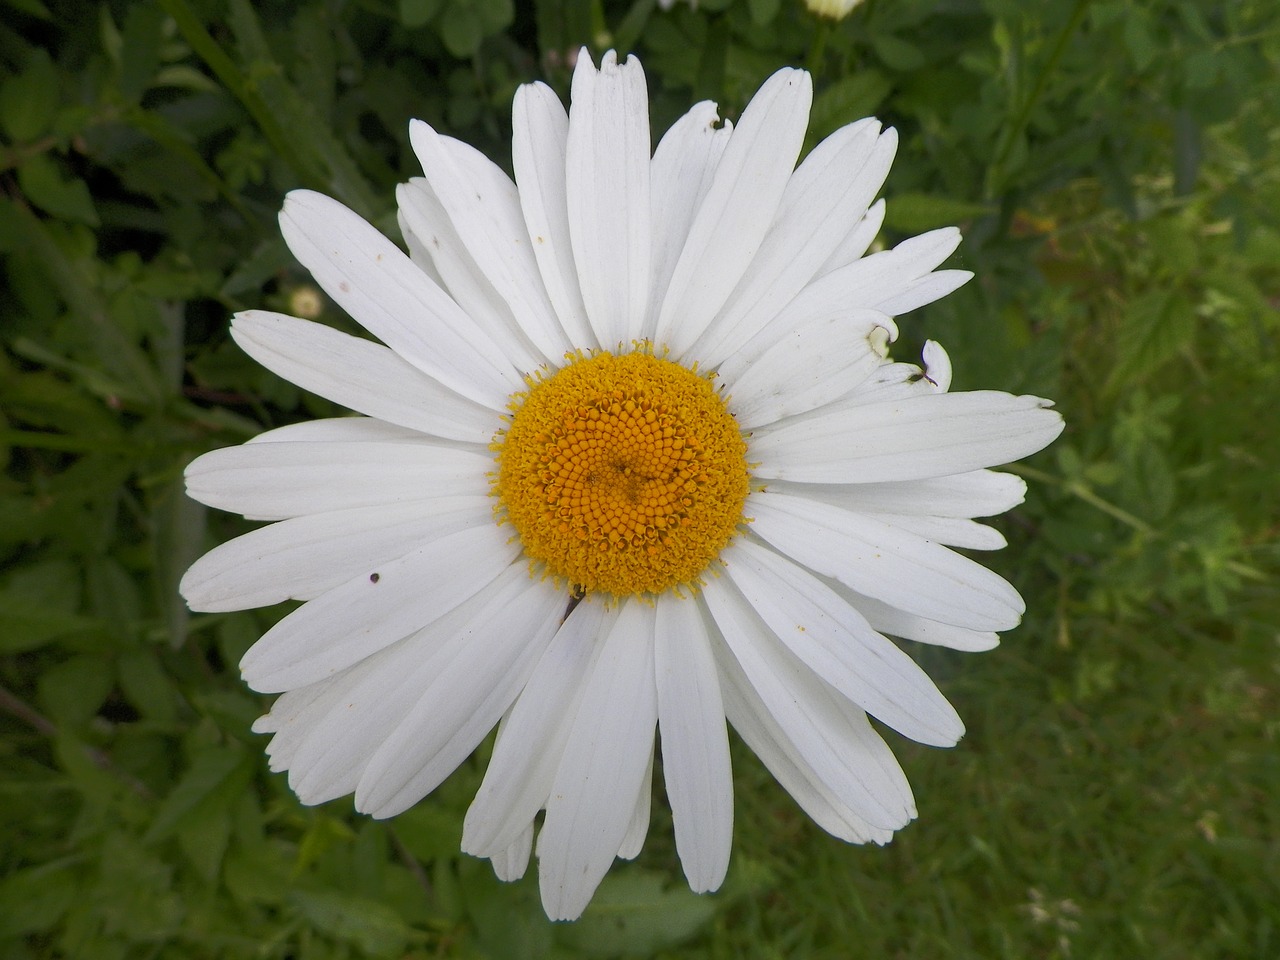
1 0 1277 956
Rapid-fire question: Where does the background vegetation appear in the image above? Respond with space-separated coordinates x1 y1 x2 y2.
2 0 1277 956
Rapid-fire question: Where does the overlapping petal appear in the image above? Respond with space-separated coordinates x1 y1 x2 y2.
278 190 522 405
655 68 813 353
184 440 492 521
538 601 658 921
566 50 651 347
654 593 733 891
231 311 494 443
751 391 1065 484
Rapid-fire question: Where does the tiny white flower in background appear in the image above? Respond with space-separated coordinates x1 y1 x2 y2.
805 0 865 20
181 49 1063 921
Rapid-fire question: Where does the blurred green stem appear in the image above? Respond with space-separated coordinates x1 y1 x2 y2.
986 0 1091 199
806 21 832 75
1013 463 1264 580
0 685 153 799
158 0 324 191
0 429 158 454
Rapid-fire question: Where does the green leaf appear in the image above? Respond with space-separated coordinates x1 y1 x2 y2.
2 0 52 17
1104 290 1197 394
289 888 414 957
882 192 995 233
390 803 463 862
95 834 183 938
0 49 59 141
459 866 553 959
37 655 115 726
747 0 781 26
556 869 718 956
16 154 99 227
399 0 443 27
808 72 891 143
0 861 78 937
116 649 177 722
119 1 166 102
152 477 206 649
176 803 233 883
144 743 253 843
87 556 142 634
0 592 96 653
872 34 925 71
439 3 483 57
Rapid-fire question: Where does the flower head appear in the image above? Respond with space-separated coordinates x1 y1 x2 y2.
805 0 866 20
182 49 1063 921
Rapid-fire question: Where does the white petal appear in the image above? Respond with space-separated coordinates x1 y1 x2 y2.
817 198 885 276
355 567 564 817
719 537 964 746
239 523 519 692
278 190 521 406
246 418 424 444
395 178 544 372
767 470 1027 519
748 490 1023 631
645 100 731 340
750 391 1065 484
538 599 658 922
722 308 894 428
512 81 595 349
566 50 651 347
462 600 616 858
655 68 813 354
846 591 1000 652
875 270 973 317
406 124 570 363
616 744 654 860
820 227 967 316
702 575 917 827
397 210 447 290
231 312 495 443
654 593 732 892
870 514 1008 550
180 496 491 611
279 570 520 803
255 665 380 774
491 824 534 882
184 440 492 521
695 121 897 365
713 633 904 844
739 226 963 360
920 339 953 392
844 359 953 403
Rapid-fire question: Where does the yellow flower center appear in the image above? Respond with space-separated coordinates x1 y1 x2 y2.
495 348 749 598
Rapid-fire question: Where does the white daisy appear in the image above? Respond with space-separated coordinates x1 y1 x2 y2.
181 49 1064 921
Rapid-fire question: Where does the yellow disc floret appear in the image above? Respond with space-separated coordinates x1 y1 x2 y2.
495 347 749 598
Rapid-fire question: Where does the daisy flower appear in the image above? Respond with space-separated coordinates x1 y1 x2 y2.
181 49 1064 921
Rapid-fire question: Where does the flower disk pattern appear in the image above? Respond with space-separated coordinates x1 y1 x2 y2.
496 350 749 596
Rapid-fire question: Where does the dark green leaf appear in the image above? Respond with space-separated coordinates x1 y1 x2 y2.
16 155 99 227
883 193 995 233
557 870 718 956
0 592 96 653
289 888 414 957
808 72 891 142
0 49 60 141
37 654 115 726
400 0 443 28
0 862 78 937
143 743 254 843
